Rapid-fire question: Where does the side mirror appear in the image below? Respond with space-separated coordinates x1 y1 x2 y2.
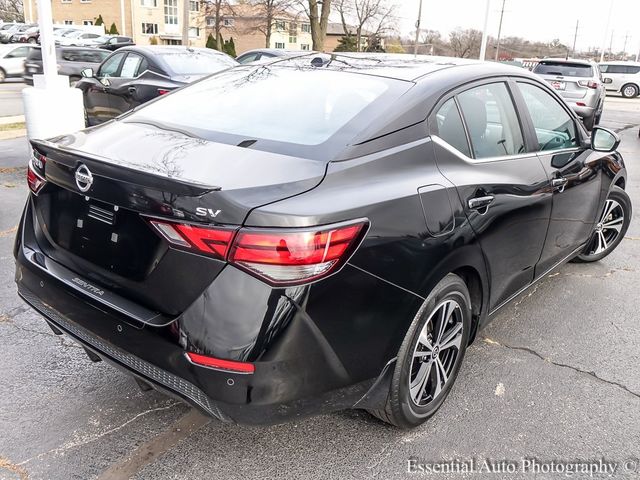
603 77 613 84
591 127 620 153
81 68 93 78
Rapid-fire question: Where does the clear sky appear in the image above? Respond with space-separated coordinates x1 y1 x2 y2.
396 0 640 54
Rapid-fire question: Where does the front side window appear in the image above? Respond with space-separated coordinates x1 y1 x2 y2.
120 53 145 78
457 83 525 159
517 82 578 152
433 98 471 157
98 52 126 77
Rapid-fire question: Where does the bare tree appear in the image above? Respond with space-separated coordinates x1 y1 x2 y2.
299 0 332 51
336 0 396 52
0 0 24 22
248 0 297 48
205 0 235 49
449 28 482 58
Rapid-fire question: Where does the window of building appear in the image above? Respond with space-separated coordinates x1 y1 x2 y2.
82 20 93 25
300 44 310 51
275 20 286 31
80 0 92 3
223 18 234 27
189 1 199 12
142 22 158 34
301 23 310 33
141 0 157 7
189 27 200 37
63 20 73 24
164 0 178 25
61 0 71 3
289 36 296 44
275 42 285 49
457 83 525 159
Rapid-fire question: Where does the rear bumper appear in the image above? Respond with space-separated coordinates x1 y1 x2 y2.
13 199 396 424
567 103 596 119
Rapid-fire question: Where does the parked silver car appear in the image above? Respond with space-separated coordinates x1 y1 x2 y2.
0 44 31 82
599 62 640 98
533 58 606 130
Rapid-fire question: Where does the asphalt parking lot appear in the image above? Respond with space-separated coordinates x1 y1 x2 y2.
0 96 639 480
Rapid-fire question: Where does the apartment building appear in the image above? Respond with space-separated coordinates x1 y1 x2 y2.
207 4 312 54
31 0 207 47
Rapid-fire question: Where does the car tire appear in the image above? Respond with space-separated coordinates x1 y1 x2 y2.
0 68 5 83
621 84 639 99
572 186 631 263
28 38 36 44
368 273 472 428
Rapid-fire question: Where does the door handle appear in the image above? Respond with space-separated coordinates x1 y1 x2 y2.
468 195 495 212
551 177 568 192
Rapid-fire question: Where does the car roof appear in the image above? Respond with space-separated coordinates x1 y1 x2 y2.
116 45 230 56
267 53 532 82
239 48 309 57
599 61 640 66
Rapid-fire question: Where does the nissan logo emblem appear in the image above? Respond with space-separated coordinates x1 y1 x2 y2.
75 164 93 193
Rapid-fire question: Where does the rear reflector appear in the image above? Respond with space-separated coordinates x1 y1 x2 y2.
27 163 46 194
148 218 369 285
229 221 368 286
157 88 171 95
186 352 255 374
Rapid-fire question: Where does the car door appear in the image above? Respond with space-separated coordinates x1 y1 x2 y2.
514 80 602 274
2 45 30 75
103 52 149 116
82 51 126 125
430 80 552 312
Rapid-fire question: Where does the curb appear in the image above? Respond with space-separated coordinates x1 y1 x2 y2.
0 130 27 141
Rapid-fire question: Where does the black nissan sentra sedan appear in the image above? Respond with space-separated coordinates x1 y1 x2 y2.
15 54 631 428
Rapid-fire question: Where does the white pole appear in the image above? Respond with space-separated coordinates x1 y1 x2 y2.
120 0 127 35
28 0 34 23
600 0 614 63
36 0 58 87
479 0 491 61
413 0 423 56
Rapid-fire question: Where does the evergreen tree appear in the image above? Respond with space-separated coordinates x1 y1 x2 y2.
334 36 357 52
224 37 236 57
94 15 104 27
108 23 119 35
206 33 217 50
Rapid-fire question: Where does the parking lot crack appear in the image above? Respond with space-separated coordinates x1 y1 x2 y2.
483 337 640 401
0 457 29 480
16 403 180 466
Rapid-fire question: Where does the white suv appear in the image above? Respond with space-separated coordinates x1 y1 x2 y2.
599 62 640 98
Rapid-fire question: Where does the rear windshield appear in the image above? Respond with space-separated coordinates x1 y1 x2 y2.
157 51 237 75
129 67 394 147
534 62 593 78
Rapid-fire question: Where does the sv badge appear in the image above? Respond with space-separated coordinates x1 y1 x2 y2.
196 207 222 218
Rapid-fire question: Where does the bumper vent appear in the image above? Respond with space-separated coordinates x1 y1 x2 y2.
18 286 229 422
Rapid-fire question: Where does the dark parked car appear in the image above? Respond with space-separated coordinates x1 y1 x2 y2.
93 35 135 51
76 46 237 125
23 46 110 86
12 25 38 44
16 55 631 428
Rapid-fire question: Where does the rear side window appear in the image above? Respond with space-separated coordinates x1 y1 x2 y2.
158 51 236 75
434 98 471 157
517 82 578 152
534 62 593 78
457 83 525 159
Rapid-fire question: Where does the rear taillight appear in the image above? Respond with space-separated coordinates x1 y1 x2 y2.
157 88 171 95
229 222 367 286
27 148 46 194
149 220 236 260
578 80 599 89
148 219 368 286
27 164 45 194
